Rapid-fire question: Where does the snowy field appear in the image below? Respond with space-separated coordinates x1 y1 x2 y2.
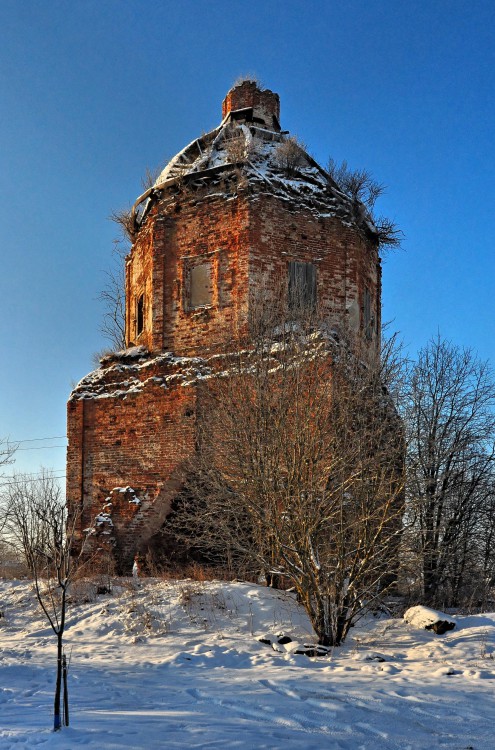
1 578 495 750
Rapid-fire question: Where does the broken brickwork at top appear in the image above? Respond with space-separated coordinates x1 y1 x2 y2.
67 81 382 572
221 80 281 129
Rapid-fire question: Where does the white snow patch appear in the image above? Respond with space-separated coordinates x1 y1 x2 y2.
1 581 495 749
404 605 456 630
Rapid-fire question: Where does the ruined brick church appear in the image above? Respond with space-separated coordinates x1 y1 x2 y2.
67 81 382 572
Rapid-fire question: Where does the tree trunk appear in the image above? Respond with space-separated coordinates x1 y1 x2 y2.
423 553 439 605
54 633 62 731
313 599 337 647
62 653 69 727
265 571 281 589
335 609 351 645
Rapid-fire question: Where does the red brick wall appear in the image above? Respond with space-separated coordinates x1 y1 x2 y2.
126 190 380 357
248 195 381 346
222 81 280 125
127 193 251 356
67 379 196 570
69 185 381 571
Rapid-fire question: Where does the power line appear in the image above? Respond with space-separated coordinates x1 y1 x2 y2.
0 474 66 489
7 435 67 444
1 468 65 480
15 445 67 452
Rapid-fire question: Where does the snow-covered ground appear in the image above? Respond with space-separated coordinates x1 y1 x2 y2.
1 578 494 749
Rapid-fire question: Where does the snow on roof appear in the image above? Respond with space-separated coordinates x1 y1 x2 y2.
69 350 213 401
131 112 377 236
69 332 338 402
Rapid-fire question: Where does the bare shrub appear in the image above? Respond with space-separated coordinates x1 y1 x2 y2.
109 206 136 243
0 541 27 578
327 158 403 250
224 134 247 165
91 347 118 368
71 550 116 602
170 292 404 646
328 159 384 210
141 162 165 191
275 136 307 176
69 578 98 604
232 74 264 89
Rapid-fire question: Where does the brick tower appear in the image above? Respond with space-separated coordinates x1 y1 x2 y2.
67 81 382 571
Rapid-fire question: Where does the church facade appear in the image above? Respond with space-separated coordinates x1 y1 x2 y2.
67 81 382 571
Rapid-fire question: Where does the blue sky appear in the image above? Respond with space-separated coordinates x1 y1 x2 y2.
1 0 494 481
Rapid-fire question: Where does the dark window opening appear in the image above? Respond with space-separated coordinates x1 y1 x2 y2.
136 294 144 336
288 261 317 311
189 262 213 309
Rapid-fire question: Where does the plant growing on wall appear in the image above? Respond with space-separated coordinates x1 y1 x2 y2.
327 158 402 251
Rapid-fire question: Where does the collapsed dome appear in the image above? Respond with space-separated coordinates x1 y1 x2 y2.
131 81 378 241
151 80 291 187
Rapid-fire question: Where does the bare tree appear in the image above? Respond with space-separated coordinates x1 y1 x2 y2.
0 438 17 543
97 237 127 353
0 437 17 474
402 335 495 606
170 294 404 646
327 158 403 250
98 163 166 355
475 482 495 603
1 472 79 731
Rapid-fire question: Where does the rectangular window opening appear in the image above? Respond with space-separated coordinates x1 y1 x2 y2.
136 293 144 336
288 261 317 312
189 262 213 309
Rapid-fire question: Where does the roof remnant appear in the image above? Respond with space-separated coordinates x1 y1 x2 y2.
130 83 379 243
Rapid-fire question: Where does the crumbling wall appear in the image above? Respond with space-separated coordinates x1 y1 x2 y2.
67 374 197 572
69 78 383 572
221 80 280 127
68 187 381 572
